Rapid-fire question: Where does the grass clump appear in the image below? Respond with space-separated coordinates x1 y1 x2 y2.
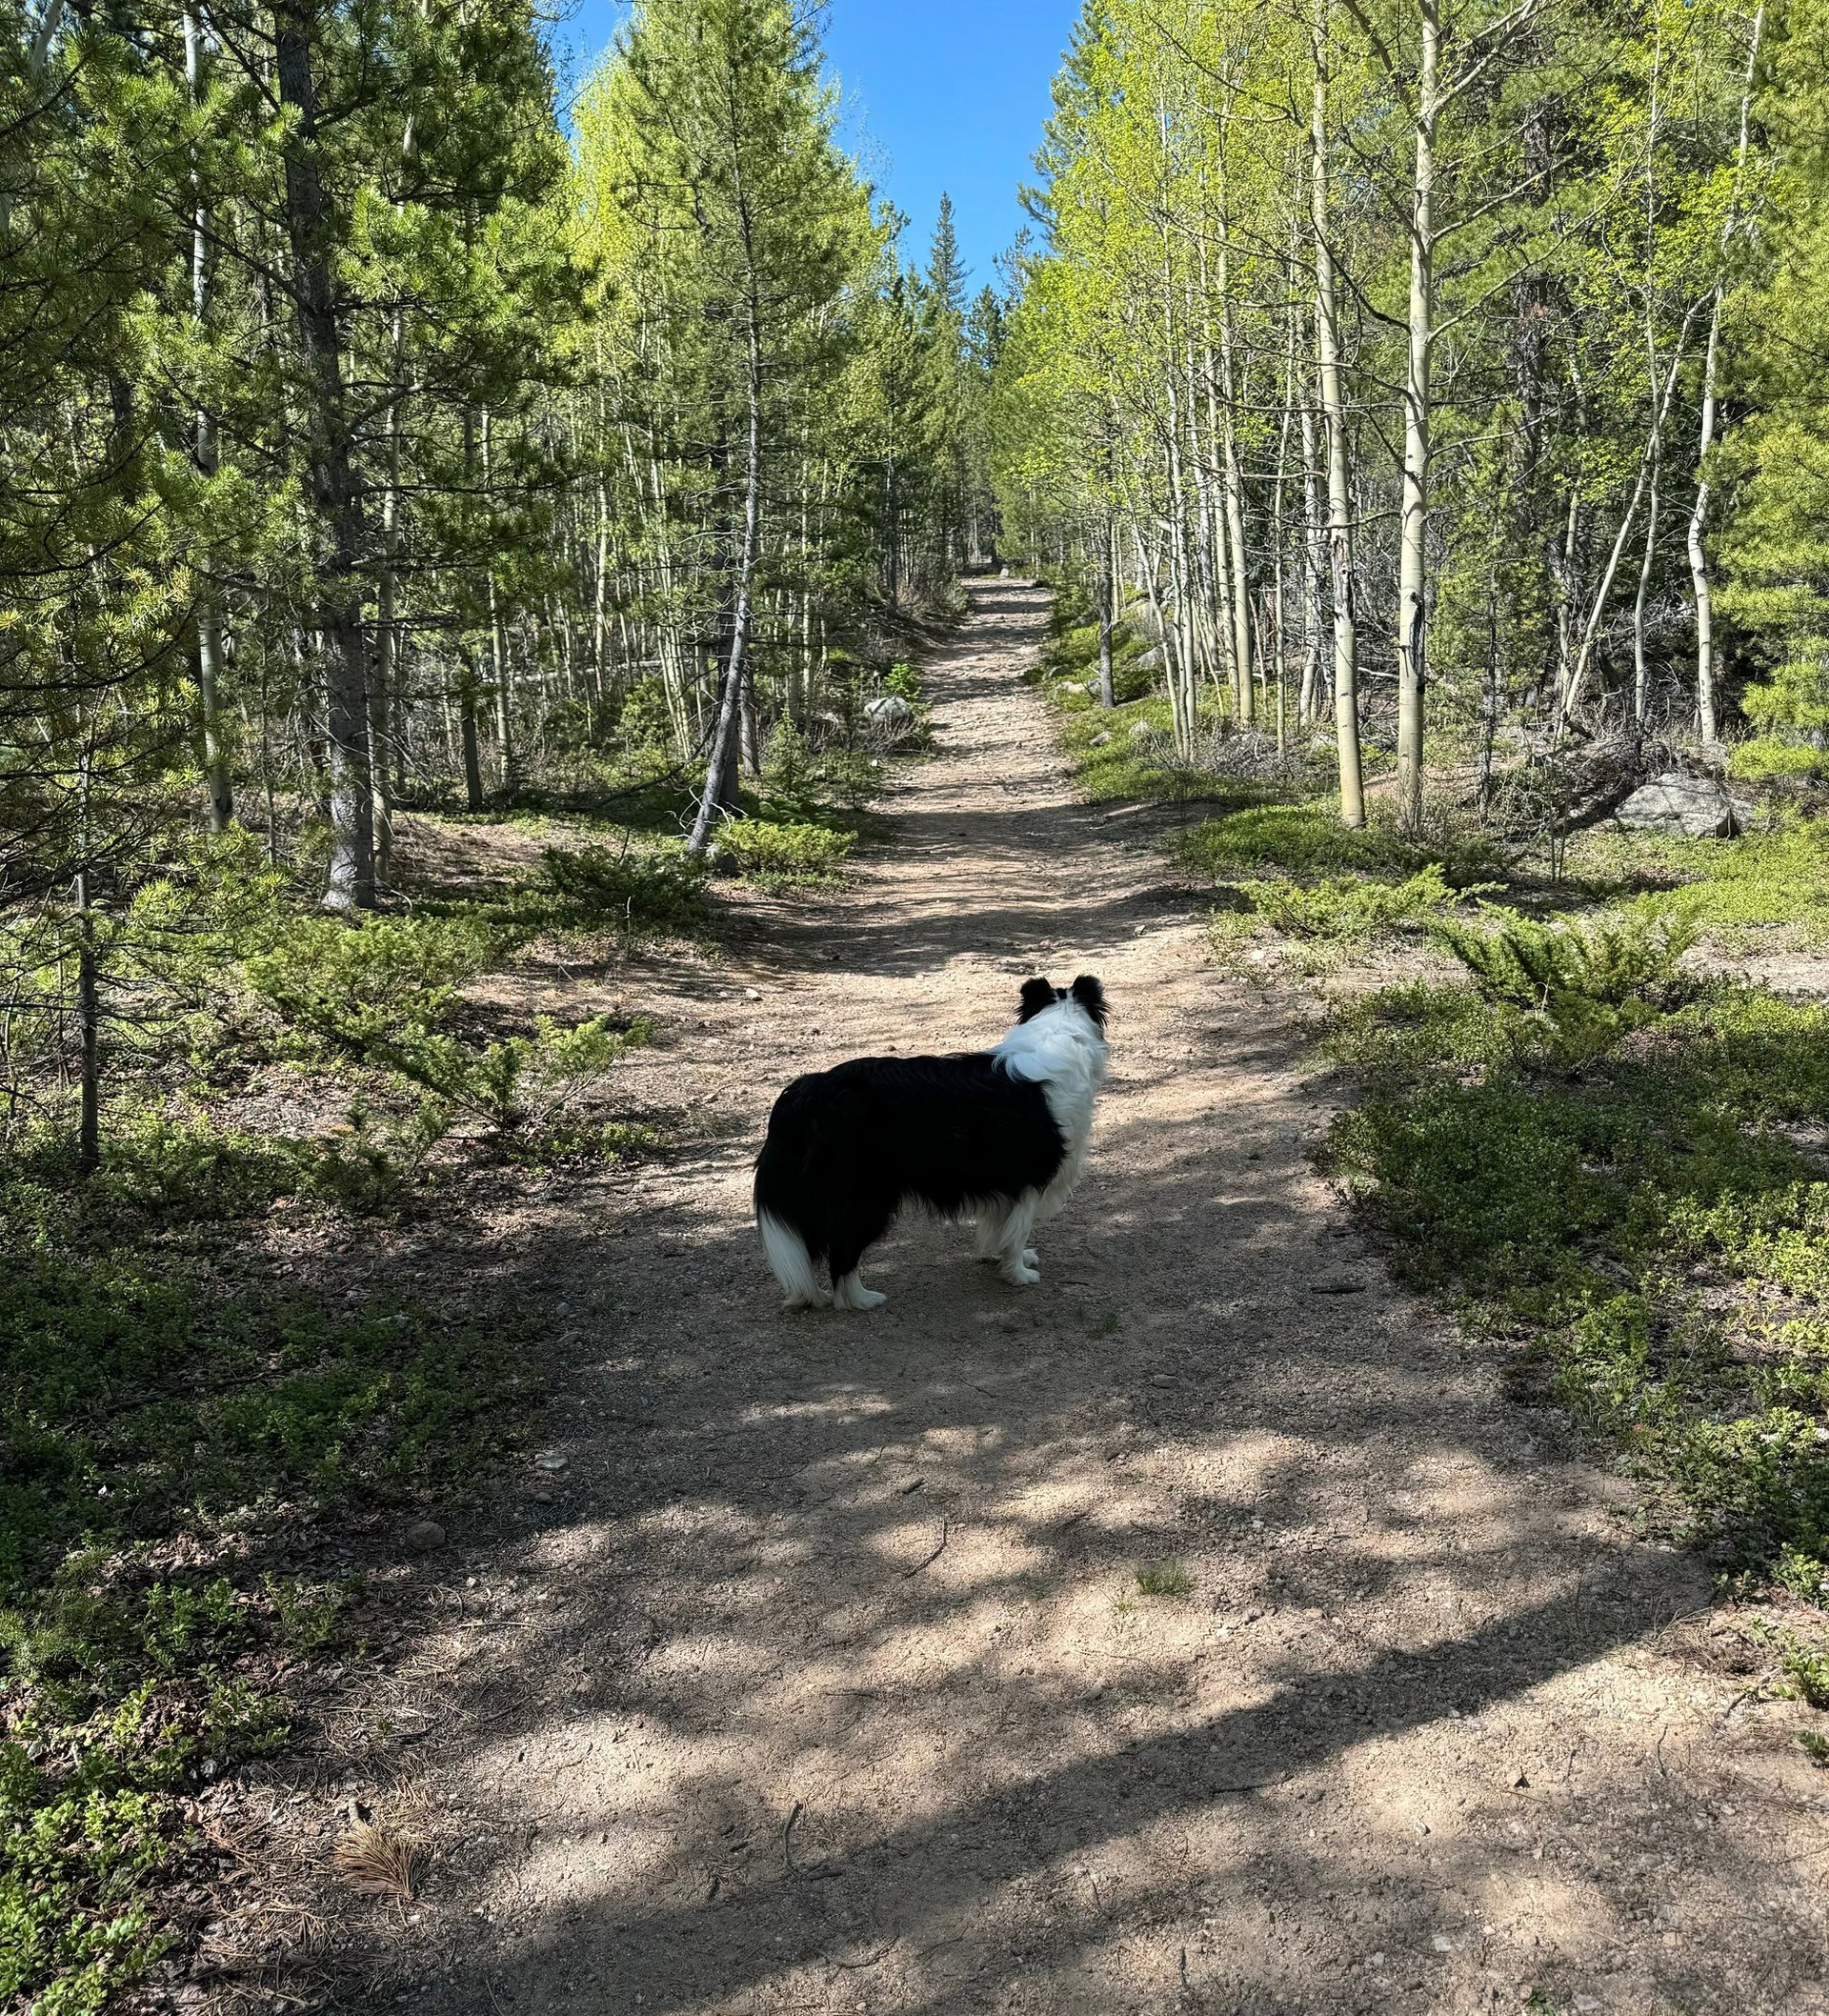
1176 804 1438 881
1136 1560 1195 1599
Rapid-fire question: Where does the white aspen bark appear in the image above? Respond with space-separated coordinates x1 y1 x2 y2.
1160 232 1198 756
1217 246 1254 724
1193 241 1236 711
1298 339 1325 727
593 338 613 683
1633 441 1661 727
689 209 765 854
1313 0 1364 826
1688 1 1765 745
1558 307 1698 735
1395 0 1439 833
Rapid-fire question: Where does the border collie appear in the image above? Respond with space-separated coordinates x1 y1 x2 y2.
754 975 1109 1311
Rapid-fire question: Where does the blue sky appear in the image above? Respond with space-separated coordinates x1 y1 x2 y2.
549 1 1077 291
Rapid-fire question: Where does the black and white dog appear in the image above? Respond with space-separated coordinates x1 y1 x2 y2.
754 976 1109 1311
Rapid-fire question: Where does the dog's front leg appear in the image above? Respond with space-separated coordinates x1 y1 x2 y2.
997 1196 1042 1285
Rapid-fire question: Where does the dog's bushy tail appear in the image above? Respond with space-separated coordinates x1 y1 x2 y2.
756 1093 830 1307
757 1208 827 1308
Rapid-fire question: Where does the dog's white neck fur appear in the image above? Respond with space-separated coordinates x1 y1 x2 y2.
993 998 1108 1203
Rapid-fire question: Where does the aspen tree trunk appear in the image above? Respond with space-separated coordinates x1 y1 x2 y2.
1395 0 1439 834
1193 250 1235 708
690 306 763 857
274 0 373 910
1275 312 1296 756
1096 511 1116 710
593 344 613 682
1632 442 1660 728
1313 0 1364 826
1689 1 1765 745
1299 356 1325 725
185 5 232 834
1216 235 1254 723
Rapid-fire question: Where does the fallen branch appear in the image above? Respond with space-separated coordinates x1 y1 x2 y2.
901 1520 950 1578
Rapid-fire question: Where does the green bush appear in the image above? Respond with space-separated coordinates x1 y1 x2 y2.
1560 819 1829 944
1256 864 1464 941
716 816 854 882
540 842 711 933
245 911 512 1058
1434 900 1698 1061
1729 736 1826 784
1177 805 1434 879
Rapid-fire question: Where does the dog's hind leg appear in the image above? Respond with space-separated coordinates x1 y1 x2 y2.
833 1271 888 1311
996 1194 1042 1286
828 1204 891 1313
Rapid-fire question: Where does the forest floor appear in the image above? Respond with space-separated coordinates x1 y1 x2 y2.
293 583 1827 2016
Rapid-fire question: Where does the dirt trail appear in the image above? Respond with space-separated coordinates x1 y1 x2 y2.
372 586 1826 2016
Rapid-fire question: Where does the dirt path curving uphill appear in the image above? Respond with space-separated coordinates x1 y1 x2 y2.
349 584 1827 2016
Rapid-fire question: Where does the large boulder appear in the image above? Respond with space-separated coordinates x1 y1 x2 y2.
864 695 915 729
1616 773 1756 837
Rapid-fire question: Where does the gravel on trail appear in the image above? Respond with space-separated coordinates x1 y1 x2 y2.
330 583 1829 2016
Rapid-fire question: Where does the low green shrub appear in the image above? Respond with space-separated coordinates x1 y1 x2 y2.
1729 737 1826 784
1561 819 1829 945
540 843 711 933
1434 900 1698 1061
1256 864 1465 941
716 816 854 883
1178 805 1431 880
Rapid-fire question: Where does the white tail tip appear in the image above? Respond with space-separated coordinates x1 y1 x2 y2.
758 1209 829 1309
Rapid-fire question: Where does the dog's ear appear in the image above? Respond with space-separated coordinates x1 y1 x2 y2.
1017 977 1056 1023
1071 975 1108 1029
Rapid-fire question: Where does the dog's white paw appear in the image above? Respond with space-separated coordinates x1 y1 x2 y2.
784 1288 832 1311
833 1275 888 1311
1021 1248 1039 1269
1001 1260 1042 1287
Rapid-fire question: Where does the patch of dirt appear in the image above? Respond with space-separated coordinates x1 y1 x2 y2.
231 586 1829 2015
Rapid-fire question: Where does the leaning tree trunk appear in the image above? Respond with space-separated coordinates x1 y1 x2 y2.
689 308 764 858
273 0 372 910
1689 0 1765 746
1313 0 1364 828
1395 0 1438 835
185 5 233 834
